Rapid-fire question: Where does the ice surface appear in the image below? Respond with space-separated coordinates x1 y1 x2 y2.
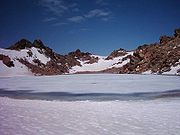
0 97 180 135
0 74 179 94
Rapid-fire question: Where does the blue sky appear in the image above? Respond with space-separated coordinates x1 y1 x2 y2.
0 0 180 55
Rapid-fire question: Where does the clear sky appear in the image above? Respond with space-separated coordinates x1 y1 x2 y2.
0 0 180 55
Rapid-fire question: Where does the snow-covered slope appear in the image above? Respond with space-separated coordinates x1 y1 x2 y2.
0 47 50 76
1 97 180 135
70 52 133 73
0 46 134 76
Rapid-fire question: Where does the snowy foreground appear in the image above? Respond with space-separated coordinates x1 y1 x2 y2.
0 74 180 135
0 97 180 135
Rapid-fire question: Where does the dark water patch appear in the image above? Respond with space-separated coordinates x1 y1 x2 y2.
0 89 180 101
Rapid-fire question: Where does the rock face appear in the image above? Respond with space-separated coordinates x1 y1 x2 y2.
106 48 127 60
66 49 99 65
174 28 180 37
116 28 180 74
0 28 180 75
160 36 172 44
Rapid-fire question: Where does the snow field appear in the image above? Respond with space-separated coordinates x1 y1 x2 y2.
0 97 180 135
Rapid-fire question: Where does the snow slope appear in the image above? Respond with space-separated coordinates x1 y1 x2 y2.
0 97 180 135
70 52 133 73
0 60 32 77
0 47 50 76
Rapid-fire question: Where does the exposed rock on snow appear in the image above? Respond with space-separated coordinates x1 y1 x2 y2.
69 52 133 74
0 54 14 67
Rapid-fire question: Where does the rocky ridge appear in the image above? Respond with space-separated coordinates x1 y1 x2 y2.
0 28 180 76
1 39 99 75
118 29 180 74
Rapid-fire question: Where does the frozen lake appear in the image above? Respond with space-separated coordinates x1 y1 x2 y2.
0 74 180 101
0 74 180 135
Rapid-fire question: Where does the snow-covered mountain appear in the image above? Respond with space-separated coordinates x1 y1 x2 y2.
69 51 133 74
0 40 133 76
0 28 180 76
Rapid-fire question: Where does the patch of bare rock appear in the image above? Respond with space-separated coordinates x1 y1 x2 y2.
0 54 14 67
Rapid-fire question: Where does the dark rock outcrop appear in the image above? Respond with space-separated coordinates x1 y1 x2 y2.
106 48 127 60
18 58 67 75
66 49 98 66
0 54 14 67
160 36 172 44
174 28 180 37
7 39 32 50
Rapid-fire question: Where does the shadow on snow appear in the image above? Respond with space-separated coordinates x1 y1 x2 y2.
0 89 180 101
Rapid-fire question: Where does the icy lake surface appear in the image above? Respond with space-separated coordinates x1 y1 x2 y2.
0 74 180 135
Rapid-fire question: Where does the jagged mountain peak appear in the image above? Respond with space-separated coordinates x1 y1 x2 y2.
7 39 32 50
33 39 46 49
7 39 48 51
